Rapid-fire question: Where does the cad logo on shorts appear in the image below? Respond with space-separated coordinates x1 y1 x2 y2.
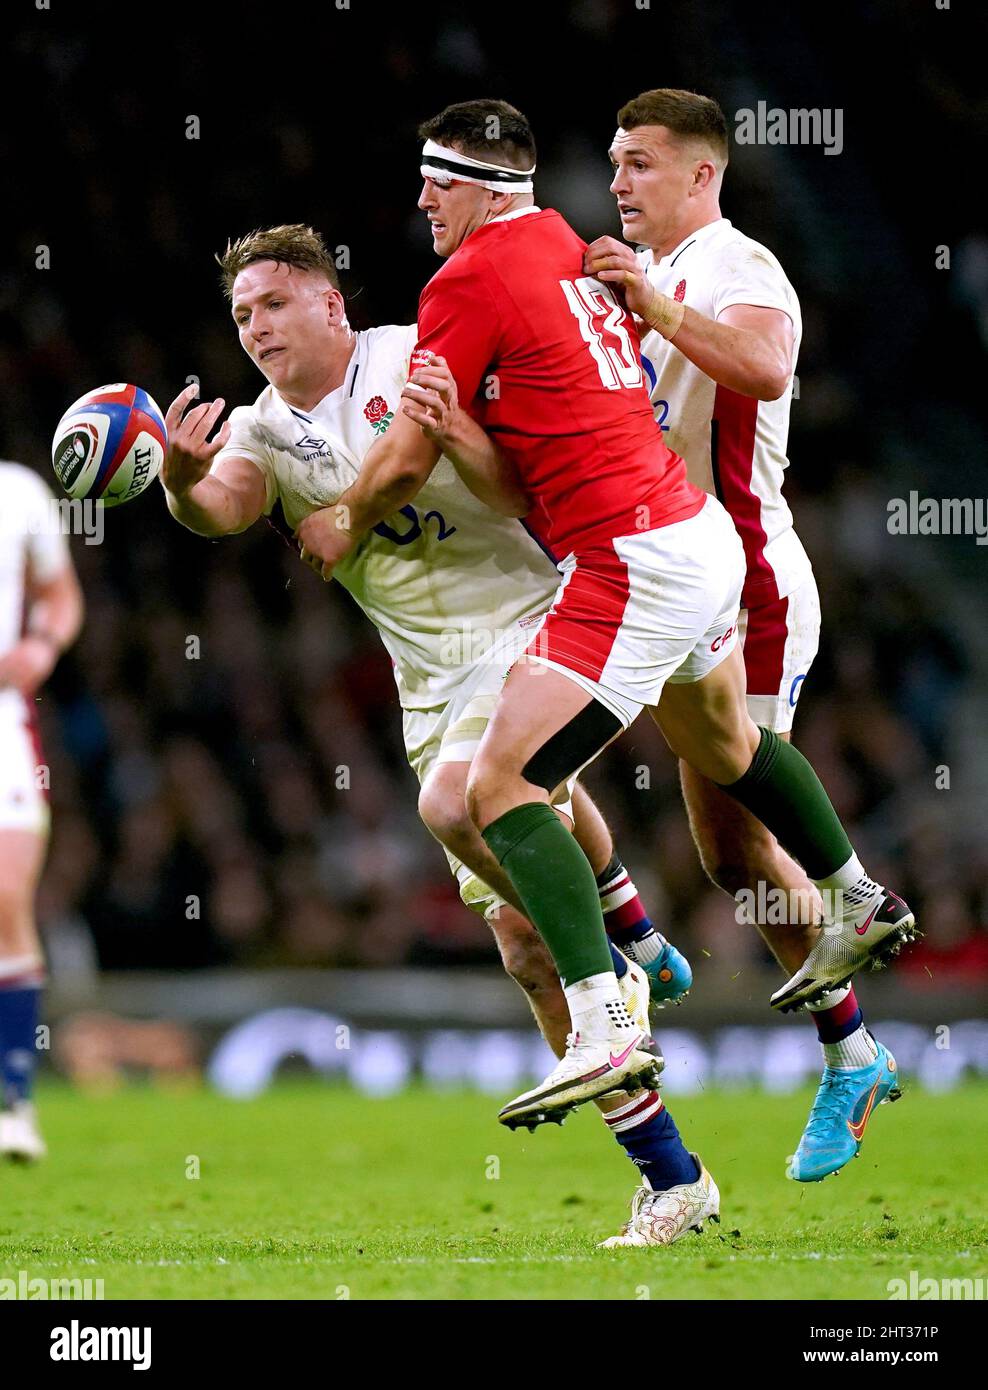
711 624 736 652
789 673 806 707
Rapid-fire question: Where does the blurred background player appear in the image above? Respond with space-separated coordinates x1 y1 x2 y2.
585 87 901 1181
0 462 83 1160
160 226 712 1246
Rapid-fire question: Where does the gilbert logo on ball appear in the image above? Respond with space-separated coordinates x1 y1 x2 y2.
51 383 167 507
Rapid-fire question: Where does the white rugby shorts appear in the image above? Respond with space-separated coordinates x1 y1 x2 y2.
0 695 49 835
739 574 821 734
403 617 574 920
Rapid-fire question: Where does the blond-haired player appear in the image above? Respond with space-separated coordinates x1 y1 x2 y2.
161 225 712 1247
0 463 83 1160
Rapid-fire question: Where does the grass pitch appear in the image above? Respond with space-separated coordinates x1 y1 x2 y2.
2 1082 986 1300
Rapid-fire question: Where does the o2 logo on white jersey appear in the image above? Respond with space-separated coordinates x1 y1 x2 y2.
639 355 671 432
373 504 456 546
560 276 643 391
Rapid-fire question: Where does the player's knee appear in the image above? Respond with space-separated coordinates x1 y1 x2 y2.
417 773 472 848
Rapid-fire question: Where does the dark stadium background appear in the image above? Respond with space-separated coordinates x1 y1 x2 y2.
3 2 986 1065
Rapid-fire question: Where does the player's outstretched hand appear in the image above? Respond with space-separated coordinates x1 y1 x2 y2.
295 506 359 582
583 236 652 318
402 354 459 443
161 384 231 498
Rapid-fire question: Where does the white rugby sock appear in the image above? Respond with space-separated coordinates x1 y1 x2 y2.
815 854 882 924
564 973 636 1040
822 1026 879 1070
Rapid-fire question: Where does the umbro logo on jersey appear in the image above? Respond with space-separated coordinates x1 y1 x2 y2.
296 435 329 452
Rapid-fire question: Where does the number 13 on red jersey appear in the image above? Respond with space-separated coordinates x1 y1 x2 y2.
560 276 644 391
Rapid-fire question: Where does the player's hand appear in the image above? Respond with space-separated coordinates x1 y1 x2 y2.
0 636 58 696
161 385 231 498
583 236 653 318
401 354 459 443
295 506 359 582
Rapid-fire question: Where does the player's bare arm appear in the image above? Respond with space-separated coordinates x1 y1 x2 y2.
401 354 530 517
0 562 83 697
161 384 267 537
296 408 441 580
584 236 793 400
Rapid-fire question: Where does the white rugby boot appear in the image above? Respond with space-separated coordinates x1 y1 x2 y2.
1 1101 47 1162
617 954 652 1036
599 1156 720 1248
771 888 920 1012
498 1025 662 1131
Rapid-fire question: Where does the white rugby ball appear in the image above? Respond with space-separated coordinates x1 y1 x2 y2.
51 382 167 507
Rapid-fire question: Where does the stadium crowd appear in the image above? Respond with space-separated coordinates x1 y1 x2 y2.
4 2 985 985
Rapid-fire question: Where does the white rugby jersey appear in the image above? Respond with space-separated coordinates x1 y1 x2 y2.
213 324 561 709
637 218 812 608
0 463 69 719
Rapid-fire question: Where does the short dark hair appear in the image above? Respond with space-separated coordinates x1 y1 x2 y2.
617 88 729 165
417 99 536 171
216 224 340 301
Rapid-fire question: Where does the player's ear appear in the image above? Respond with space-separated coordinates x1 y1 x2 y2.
326 287 347 328
692 158 718 194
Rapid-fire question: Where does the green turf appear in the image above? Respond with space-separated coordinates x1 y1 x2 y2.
1 1082 986 1300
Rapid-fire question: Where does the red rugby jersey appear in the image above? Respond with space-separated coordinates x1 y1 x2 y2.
414 207 705 557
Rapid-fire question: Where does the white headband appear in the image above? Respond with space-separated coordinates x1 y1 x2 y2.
420 139 535 194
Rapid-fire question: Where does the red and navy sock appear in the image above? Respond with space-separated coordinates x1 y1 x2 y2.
0 960 45 1106
806 986 877 1069
607 941 629 979
603 1091 700 1190
596 855 666 967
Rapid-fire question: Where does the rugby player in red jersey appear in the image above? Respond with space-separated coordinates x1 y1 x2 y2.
296 101 918 1141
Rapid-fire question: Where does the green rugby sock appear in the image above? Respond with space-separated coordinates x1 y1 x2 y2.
482 802 614 988
718 726 854 881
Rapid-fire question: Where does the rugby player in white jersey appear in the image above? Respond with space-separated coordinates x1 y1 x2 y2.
581 87 901 1180
161 225 717 1246
0 464 83 1160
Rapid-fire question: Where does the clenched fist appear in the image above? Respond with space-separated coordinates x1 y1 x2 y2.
583 236 654 319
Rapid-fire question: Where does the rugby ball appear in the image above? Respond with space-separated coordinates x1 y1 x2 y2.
51 383 167 507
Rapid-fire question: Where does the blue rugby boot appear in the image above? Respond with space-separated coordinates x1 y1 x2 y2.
787 1041 901 1182
643 938 693 1007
